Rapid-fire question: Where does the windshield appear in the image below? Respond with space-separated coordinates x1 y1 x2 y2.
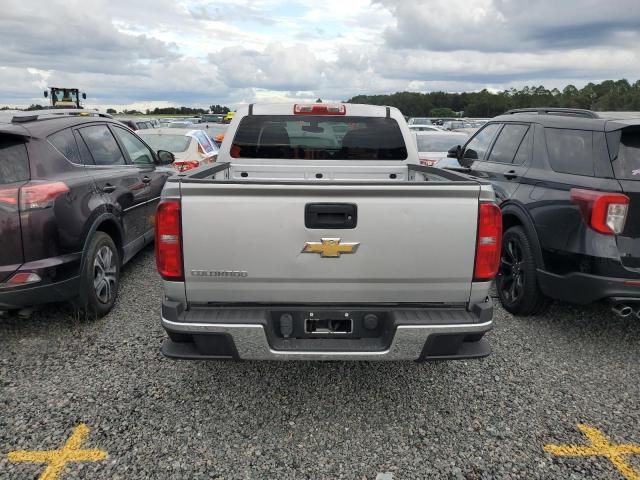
138 133 191 153
416 135 465 152
231 115 407 160
52 88 78 104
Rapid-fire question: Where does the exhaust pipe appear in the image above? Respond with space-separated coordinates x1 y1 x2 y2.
611 303 633 318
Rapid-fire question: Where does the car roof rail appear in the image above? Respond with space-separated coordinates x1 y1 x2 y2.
503 108 600 119
10 109 113 123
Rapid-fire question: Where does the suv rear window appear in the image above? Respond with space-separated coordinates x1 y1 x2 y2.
0 136 29 184
609 127 640 180
78 125 126 166
231 116 407 160
49 128 82 165
545 128 594 176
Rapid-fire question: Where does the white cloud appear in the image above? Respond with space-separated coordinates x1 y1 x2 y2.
0 0 639 110
213 43 324 90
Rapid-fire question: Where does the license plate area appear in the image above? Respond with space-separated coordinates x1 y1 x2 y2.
266 308 393 351
268 309 387 340
305 317 353 334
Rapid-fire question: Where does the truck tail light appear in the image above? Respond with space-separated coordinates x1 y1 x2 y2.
474 203 502 281
293 104 346 115
570 189 629 235
155 199 183 280
19 181 69 210
173 160 199 172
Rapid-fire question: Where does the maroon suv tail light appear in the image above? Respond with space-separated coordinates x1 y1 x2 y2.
0 186 19 207
19 181 69 210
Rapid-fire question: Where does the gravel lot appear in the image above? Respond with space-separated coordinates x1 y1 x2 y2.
1 246 639 479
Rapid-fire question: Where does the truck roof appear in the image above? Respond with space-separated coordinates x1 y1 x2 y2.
234 103 400 118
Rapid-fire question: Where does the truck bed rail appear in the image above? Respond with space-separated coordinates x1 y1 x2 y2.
171 162 484 185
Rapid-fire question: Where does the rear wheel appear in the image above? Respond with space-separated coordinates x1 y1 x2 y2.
496 226 550 316
78 232 120 318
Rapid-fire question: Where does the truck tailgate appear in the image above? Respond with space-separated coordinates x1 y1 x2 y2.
180 182 481 304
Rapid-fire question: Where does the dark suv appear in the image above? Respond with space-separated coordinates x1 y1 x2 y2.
0 110 174 317
448 108 639 316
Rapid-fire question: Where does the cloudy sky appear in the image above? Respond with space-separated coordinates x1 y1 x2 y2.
1 0 639 110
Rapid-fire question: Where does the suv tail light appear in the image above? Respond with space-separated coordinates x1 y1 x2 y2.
5 272 41 286
0 186 19 207
570 189 629 235
19 181 69 210
293 104 346 115
474 203 502 281
155 199 183 280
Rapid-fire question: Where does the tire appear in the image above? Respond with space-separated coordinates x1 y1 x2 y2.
496 226 550 316
78 232 120 318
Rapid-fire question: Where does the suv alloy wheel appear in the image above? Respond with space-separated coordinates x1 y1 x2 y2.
496 226 550 316
78 232 121 318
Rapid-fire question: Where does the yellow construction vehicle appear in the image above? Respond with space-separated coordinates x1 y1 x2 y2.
44 87 87 109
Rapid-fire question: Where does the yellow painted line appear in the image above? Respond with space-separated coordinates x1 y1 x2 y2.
7 423 108 480
544 423 640 480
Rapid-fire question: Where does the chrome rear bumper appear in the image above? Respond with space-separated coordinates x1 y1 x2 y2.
161 316 493 361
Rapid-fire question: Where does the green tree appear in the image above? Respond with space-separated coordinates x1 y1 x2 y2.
106 108 117 114
430 107 456 117
209 104 230 114
346 78 640 117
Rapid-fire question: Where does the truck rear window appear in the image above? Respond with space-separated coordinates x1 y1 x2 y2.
610 127 640 180
231 116 407 160
0 136 29 185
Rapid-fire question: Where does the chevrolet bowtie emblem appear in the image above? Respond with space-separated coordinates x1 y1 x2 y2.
302 238 360 258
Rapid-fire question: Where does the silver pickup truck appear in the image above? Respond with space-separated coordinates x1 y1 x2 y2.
156 103 501 361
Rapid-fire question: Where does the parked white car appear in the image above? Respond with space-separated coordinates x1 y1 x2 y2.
413 131 469 166
138 128 219 172
168 120 195 129
409 124 444 133
407 117 434 125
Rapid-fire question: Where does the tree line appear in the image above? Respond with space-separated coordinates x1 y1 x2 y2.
1 104 232 115
4 79 639 117
347 79 640 117
106 105 231 115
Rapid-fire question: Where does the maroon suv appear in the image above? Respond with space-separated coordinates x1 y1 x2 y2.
0 110 174 317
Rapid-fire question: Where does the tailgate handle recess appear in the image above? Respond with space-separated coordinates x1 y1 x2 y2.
305 203 357 229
